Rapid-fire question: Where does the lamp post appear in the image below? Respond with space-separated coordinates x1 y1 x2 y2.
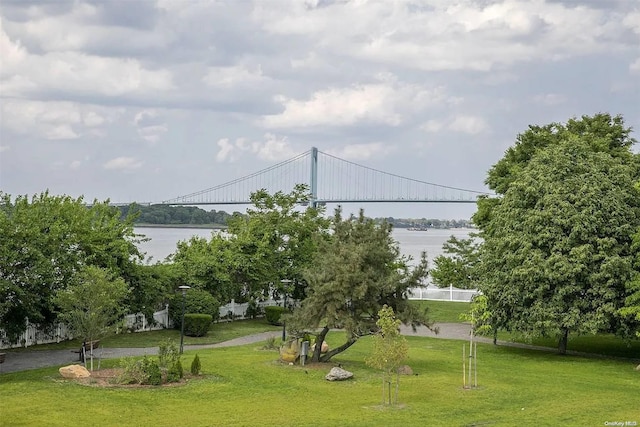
178 285 190 354
280 279 293 341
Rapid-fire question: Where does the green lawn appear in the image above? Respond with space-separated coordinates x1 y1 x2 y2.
410 299 470 323
1 334 638 426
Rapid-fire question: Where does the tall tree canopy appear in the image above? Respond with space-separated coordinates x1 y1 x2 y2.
0 192 141 342
430 235 481 290
288 209 432 363
474 114 640 353
171 185 329 305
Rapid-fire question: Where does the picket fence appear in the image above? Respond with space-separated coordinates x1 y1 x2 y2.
0 288 477 349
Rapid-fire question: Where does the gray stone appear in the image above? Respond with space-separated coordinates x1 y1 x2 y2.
397 365 413 375
325 367 353 381
635 364 640 371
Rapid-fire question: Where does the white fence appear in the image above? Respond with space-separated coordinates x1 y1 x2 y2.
1 290 475 349
408 285 479 302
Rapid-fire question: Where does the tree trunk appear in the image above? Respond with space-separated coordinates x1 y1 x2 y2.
558 328 569 355
319 336 358 362
310 326 329 362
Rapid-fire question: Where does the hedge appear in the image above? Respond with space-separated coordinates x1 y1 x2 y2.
183 313 212 337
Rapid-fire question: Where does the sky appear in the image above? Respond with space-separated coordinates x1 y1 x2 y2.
1 0 639 220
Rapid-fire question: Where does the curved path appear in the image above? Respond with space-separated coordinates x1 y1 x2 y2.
1 324 635 374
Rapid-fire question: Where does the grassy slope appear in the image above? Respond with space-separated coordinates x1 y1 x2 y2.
1 335 638 426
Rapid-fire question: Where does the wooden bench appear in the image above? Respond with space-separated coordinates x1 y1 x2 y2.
77 340 100 362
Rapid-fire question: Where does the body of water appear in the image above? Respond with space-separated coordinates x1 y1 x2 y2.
135 226 472 267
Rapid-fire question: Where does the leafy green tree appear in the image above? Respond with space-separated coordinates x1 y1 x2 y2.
0 191 141 342
366 305 409 406
430 235 481 290
171 185 329 306
475 114 640 353
54 266 129 369
288 209 432 363
620 183 640 337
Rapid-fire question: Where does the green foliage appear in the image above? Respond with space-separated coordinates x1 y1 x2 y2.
118 356 162 385
170 186 329 306
190 354 202 375
244 299 263 319
157 339 181 369
168 288 220 325
184 313 212 337
475 114 640 352
54 266 129 343
459 295 493 336
264 306 286 325
288 208 432 363
366 305 409 405
167 359 183 383
0 191 141 342
430 235 481 289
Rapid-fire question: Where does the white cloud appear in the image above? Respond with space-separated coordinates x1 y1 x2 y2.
203 64 267 88
0 145 10 153
448 115 489 135
254 0 633 72
533 93 566 106
420 115 489 135
133 110 168 144
325 143 395 161
0 99 120 140
630 58 640 74
104 157 143 171
215 134 296 163
263 80 448 129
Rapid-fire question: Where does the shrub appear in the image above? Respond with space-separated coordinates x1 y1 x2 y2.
167 360 183 383
158 339 180 370
265 306 286 325
168 289 220 327
118 356 162 385
245 299 263 319
184 313 212 337
190 354 202 375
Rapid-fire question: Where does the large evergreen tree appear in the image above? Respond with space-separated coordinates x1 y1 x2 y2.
475 114 640 353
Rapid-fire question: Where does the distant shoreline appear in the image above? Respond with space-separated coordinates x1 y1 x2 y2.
134 223 227 230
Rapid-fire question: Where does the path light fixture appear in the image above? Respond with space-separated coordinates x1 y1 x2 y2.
178 285 191 354
280 279 293 341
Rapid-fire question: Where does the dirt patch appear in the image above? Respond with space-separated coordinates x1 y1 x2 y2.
71 368 200 388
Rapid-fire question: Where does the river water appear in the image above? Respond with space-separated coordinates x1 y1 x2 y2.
135 226 472 267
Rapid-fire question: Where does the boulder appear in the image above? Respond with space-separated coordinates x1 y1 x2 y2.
59 364 91 379
311 341 329 353
325 367 353 381
635 364 640 371
397 365 414 375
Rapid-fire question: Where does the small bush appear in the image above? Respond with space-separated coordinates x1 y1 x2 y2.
168 289 220 326
245 299 263 319
118 356 162 385
265 306 286 325
167 360 183 383
158 339 180 369
190 354 202 375
184 313 212 337
261 336 278 350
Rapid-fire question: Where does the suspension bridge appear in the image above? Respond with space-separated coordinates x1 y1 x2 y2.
159 147 490 207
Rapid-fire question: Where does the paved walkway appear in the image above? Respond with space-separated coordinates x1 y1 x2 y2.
1 324 635 374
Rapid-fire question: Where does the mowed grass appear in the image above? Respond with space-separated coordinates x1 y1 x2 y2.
1 334 638 427
410 300 470 323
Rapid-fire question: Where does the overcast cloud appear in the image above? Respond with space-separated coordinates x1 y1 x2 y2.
1 0 638 219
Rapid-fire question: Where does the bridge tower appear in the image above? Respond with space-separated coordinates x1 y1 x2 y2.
310 147 318 208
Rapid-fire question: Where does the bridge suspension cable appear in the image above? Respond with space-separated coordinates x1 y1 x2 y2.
161 147 491 206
